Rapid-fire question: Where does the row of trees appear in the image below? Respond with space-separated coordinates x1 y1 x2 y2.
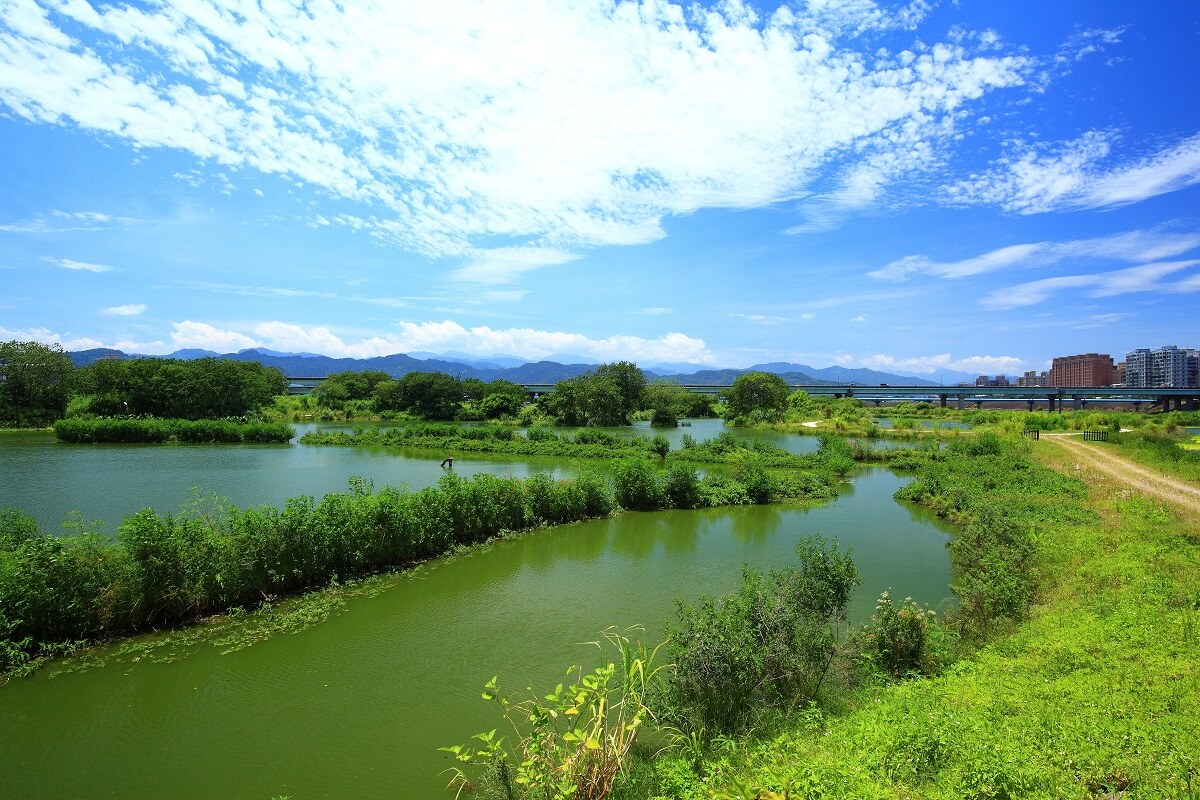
313 361 718 425
3 338 787 428
315 370 528 420
0 340 288 425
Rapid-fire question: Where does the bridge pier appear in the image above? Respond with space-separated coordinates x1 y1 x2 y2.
1047 394 1056 412
938 393 948 409
1072 395 1082 411
1027 399 1035 412
956 395 963 411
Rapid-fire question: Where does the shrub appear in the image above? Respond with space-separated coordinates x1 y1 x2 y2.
612 458 666 511
659 536 859 733
856 591 937 678
662 464 702 510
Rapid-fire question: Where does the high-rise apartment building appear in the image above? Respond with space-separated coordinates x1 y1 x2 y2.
1124 345 1200 388
1048 353 1114 387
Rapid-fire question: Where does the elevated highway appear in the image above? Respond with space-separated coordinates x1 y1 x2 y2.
285 377 1200 411
517 383 1200 412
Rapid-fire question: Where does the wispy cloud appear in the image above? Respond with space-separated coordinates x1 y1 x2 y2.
732 313 790 325
981 259 1200 309
639 307 673 316
870 228 1200 281
451 247 580 285
1055 26 1124 65
100 304 147 316
0 0 1029 273
0 210 137 233
945 130 1200 213
48 257 115 272
177 281 334 299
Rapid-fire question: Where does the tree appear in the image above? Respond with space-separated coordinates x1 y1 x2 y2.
0 340 75 426
478 379 527 419
375 371 463 419
725 371 790 418
537 362 647 426
645 381 691 426
594 361 646 417
316 370 391 408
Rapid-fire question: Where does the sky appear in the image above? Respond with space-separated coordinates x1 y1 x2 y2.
1 0 1199 378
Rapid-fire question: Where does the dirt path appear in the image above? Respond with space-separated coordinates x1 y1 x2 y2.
1044 433 1200 516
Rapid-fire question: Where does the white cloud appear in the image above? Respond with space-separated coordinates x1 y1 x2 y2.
131 319 722 364
946 130 1200 213
870 228 1200 281
452 247 580 285
49 257 115 272
861 352 1024 374
851 314 867 322
100 303 147 316
639 307 672 316
169 320 259 351
0 0 1030 272
981 259 1200 309
0 324 104 351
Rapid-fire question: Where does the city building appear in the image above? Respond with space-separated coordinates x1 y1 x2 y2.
974 375 1010 387
1017 370 1048 387
1124 345 1200 388
1048 353 1114 387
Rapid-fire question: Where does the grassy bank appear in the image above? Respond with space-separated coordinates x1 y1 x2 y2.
607 434 1200 799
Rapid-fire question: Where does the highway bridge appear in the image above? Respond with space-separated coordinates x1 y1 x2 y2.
287 377 1200 411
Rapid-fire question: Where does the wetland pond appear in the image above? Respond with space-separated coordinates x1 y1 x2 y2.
0 422 955 799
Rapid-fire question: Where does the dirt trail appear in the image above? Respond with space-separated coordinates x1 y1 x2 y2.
1044 433 1200 516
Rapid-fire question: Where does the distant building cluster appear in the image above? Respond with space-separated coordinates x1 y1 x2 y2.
975 345 1200 388
1122 345 1200 388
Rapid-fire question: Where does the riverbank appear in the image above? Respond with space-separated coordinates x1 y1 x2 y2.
620 432 1200 797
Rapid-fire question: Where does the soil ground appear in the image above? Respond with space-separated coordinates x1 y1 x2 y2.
1043 432 1200 516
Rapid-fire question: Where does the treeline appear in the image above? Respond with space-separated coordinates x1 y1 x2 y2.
0 452 842 671
306 361 717 426
0 340 288 427
71 355 287 419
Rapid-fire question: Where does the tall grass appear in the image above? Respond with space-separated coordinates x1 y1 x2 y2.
1 453 839 671
54 417 294 444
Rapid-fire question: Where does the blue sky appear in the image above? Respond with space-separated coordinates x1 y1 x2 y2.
1 0 1199 376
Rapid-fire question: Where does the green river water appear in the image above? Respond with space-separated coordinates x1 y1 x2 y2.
0 423 953 799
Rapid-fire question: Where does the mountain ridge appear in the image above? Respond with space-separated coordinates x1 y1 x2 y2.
66 348 962 386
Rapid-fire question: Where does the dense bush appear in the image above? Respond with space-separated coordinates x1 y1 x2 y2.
75 357 286 419
612 458 666 511
658 535 860 734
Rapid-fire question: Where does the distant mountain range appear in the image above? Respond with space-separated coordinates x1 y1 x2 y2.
67 347 962 387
